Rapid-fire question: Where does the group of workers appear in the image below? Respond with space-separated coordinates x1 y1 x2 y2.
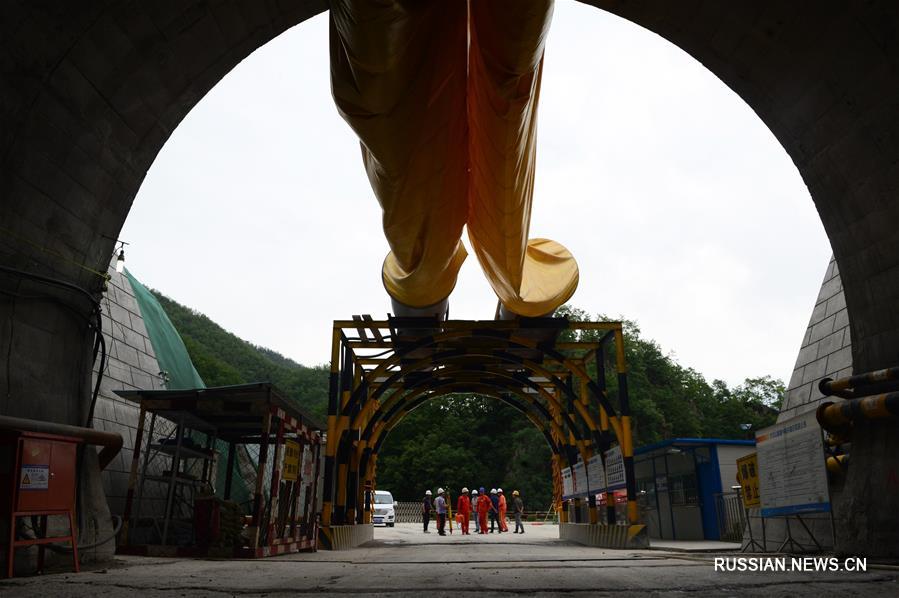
422 487 524 537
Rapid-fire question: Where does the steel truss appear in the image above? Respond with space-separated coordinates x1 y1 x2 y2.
320 316 639 534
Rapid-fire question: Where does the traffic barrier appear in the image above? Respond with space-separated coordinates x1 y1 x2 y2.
559 522 649 549
319 524 374 550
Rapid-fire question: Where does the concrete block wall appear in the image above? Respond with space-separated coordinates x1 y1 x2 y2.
91 262 171 517
778 256 852 422
744 256 851 552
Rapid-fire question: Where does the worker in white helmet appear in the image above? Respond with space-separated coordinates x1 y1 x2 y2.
457 487 471 535
422 489 433 533
477 487 491 534
497 488 508 532
435 488 448 536
471 489 480 533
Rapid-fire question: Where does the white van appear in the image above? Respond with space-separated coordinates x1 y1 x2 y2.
373 490 396 527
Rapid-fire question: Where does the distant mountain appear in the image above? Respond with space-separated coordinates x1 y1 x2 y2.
151 291 329 421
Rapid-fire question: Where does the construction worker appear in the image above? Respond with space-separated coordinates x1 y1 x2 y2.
512 490 525 533
435 488 448 536
476 487 491 534
497 488 509 532
489 489 500 533
422 489 433 533
457 488 471 535
471 489 480 533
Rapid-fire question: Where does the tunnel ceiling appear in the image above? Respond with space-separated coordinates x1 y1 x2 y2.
1 0 898 370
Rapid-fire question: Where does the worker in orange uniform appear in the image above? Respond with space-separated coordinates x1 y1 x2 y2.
476 486 491 534
456 487 471 535
497 488 509 532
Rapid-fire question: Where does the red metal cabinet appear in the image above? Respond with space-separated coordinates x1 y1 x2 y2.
0 431 82 577
15 437 77 511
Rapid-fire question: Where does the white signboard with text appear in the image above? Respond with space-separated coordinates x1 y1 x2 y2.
572 459 588 498
561 466 574 499
756 411 830 517
586 454 606 493
604 446 626 491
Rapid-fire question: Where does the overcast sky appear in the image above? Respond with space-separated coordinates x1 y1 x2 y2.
121 1 832 387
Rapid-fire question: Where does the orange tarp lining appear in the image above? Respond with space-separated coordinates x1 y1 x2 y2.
330 0 578 317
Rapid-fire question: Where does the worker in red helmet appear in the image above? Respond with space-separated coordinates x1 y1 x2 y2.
457 487 471 535
476 486 491 534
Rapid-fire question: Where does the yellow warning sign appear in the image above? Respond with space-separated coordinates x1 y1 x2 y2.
282 440 300 482
737 453 761 509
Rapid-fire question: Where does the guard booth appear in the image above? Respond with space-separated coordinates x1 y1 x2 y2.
634 438 755 541
115 383 323 557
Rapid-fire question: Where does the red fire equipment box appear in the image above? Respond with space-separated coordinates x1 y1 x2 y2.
0 431 82 578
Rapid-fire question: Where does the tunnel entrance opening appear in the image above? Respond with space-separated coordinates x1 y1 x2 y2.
319 315 645 550
3 0 899 561
372 395 556 530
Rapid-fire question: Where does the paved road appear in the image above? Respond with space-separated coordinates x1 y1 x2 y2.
1 523 895 596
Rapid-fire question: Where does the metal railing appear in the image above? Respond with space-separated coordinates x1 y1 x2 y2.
715 491 745 542
395 501 425 523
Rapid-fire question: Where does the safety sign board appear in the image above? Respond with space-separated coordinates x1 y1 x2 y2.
736 452 761 508
20 465 49 491
282 440 301 482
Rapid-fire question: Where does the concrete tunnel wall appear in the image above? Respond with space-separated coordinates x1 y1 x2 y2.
1 1 898 556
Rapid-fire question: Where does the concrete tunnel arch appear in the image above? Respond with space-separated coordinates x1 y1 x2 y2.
2 1 899 556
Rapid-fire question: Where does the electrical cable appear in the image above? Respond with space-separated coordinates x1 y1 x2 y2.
0 264 107 427
0 265 109 533
0 225 111 280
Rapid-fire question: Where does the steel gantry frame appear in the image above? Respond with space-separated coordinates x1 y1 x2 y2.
320 316 639 541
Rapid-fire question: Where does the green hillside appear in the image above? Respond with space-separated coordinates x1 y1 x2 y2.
150 294 782 505
151 291 330 421
376 309 782 503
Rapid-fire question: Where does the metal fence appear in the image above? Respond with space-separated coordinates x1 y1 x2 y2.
395 501 424 523
715 491 746 542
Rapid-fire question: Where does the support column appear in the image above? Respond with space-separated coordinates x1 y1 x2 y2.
322 327 342 527
615 328 639 525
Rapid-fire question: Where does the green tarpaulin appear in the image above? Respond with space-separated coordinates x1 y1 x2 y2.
124 269 255 508
124 269 205 390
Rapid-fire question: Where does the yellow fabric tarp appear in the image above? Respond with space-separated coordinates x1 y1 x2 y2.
330 0 578 317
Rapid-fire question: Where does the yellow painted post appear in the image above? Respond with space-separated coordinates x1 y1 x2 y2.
322 326 342 528
614 328 639 525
